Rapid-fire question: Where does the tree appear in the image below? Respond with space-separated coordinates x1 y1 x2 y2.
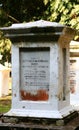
0 31 11 65
1 0 79 31
0 0 48 26
45 0 79 31
0 0 79 64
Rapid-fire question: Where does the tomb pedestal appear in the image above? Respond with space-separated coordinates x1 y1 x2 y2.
1 20 76 119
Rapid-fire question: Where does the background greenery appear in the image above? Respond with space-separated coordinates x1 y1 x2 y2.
0 0 79 64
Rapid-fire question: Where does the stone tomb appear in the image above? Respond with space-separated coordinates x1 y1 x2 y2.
1 20 76 119
70 40 79 109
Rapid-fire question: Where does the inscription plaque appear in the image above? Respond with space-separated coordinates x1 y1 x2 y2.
20 48 50 101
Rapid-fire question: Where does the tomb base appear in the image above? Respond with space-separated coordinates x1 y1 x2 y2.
0 110 78 130
4 105 76 119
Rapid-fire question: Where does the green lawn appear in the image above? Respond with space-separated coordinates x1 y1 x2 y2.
0 95 11 114
0 78 12 114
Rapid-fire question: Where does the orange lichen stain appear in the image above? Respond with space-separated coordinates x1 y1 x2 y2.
20 89 49 101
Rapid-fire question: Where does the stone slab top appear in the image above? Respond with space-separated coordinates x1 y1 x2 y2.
1 20 64 30
0 20 76 42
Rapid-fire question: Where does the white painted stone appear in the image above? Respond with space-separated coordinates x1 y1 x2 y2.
1 20 76 119
0 64 10 97
10 20 63 28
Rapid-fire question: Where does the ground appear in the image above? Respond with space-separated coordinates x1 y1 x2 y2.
0 94 11 114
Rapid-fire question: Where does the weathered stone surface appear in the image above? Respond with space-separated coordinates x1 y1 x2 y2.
0 20 76 119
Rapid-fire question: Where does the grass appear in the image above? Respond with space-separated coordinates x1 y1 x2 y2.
0 76 12 114
0 93 11 114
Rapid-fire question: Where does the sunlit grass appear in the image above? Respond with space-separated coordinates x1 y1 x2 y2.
0 77 12 114
0 94 11 113
0 102 11 113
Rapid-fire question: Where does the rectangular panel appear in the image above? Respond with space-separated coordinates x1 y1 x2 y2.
20 48 50 101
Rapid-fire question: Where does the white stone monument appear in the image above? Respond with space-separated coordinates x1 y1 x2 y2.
0 64 10 97
70 40 79 109
1 20 76 119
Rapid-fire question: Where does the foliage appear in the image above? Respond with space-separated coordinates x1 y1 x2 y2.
0 0 79 29
0 32 11 65
0 0 79 64
0 0 48 26
45 0 79 31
